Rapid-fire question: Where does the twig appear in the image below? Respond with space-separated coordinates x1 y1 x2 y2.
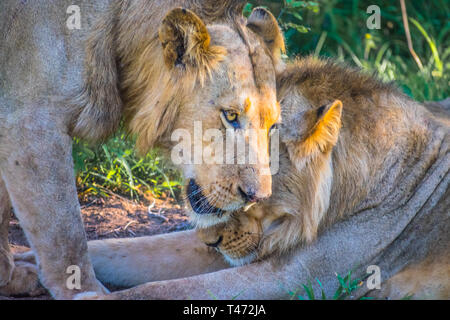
400 0 423 70
147 212 169 223
123 221 137 230
147 202 169 223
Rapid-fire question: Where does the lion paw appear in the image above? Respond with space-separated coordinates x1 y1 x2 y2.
0 250 14 287
0 261 46 297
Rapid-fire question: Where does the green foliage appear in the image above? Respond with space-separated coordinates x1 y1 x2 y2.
248 0 449 102
73 133 182 200
288 270 370 300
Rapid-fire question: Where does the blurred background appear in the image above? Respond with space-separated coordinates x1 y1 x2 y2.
73 0 449 201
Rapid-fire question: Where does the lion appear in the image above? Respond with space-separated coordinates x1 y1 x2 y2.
77 57 447 299
0 1 284 299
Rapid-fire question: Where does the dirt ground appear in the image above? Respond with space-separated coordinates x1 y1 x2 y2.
3 194 191 300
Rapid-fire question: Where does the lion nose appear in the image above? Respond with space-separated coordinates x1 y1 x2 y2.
205 236 223 248
238 186 269 203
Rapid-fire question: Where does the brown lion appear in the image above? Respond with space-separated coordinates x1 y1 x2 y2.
79 57 448 299
0 1 284 299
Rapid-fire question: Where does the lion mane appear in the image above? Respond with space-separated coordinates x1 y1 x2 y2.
243 56 448 259
70 0 241 146
70 0 284 153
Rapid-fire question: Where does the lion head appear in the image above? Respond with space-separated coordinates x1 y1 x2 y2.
198 98 344 266
73 3 285 227
196 211 263 266
124 7 285 227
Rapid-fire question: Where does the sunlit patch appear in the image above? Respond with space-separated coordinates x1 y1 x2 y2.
244 97 252 113
260 100 281 132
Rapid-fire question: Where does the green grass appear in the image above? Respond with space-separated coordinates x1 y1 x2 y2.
248 0 449 102
73 133 182 201
75 0 448 199
287 270 372 300
206 269 416 300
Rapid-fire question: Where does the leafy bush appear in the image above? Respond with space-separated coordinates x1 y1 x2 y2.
73 133 182 200
247 0 449 101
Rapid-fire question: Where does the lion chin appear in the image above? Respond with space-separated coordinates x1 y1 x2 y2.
188 211 232 229
222 252 258 267
186 178 260 228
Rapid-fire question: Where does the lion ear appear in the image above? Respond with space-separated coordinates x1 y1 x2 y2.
247 7 285 73
284 100 343 159
159 8 226 71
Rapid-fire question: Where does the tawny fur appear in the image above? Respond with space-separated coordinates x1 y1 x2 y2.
55 57 448 300
69 1 283 146
64 57 447 300
0 0 284 299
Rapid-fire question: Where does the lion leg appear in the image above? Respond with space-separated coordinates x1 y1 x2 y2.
0 176 13 287
0 260 47 297
88 230 230 289
99 177 448 300
0 109 106 299
0 175 45 297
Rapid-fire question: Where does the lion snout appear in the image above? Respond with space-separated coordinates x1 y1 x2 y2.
238 169 272 204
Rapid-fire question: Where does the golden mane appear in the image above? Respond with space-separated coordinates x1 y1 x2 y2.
262 57 429 258
277 56 400 107
69 0 246 145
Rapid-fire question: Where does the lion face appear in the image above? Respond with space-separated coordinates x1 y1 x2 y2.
133 8 285 227
173 25 282 226
196 211 263 266
197 100 345 265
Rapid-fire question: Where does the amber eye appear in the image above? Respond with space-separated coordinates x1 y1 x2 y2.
222 110 240 128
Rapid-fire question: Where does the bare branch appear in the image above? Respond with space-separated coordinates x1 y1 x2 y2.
400 0 423 70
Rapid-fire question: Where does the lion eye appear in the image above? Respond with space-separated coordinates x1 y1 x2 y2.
222 110 240 128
